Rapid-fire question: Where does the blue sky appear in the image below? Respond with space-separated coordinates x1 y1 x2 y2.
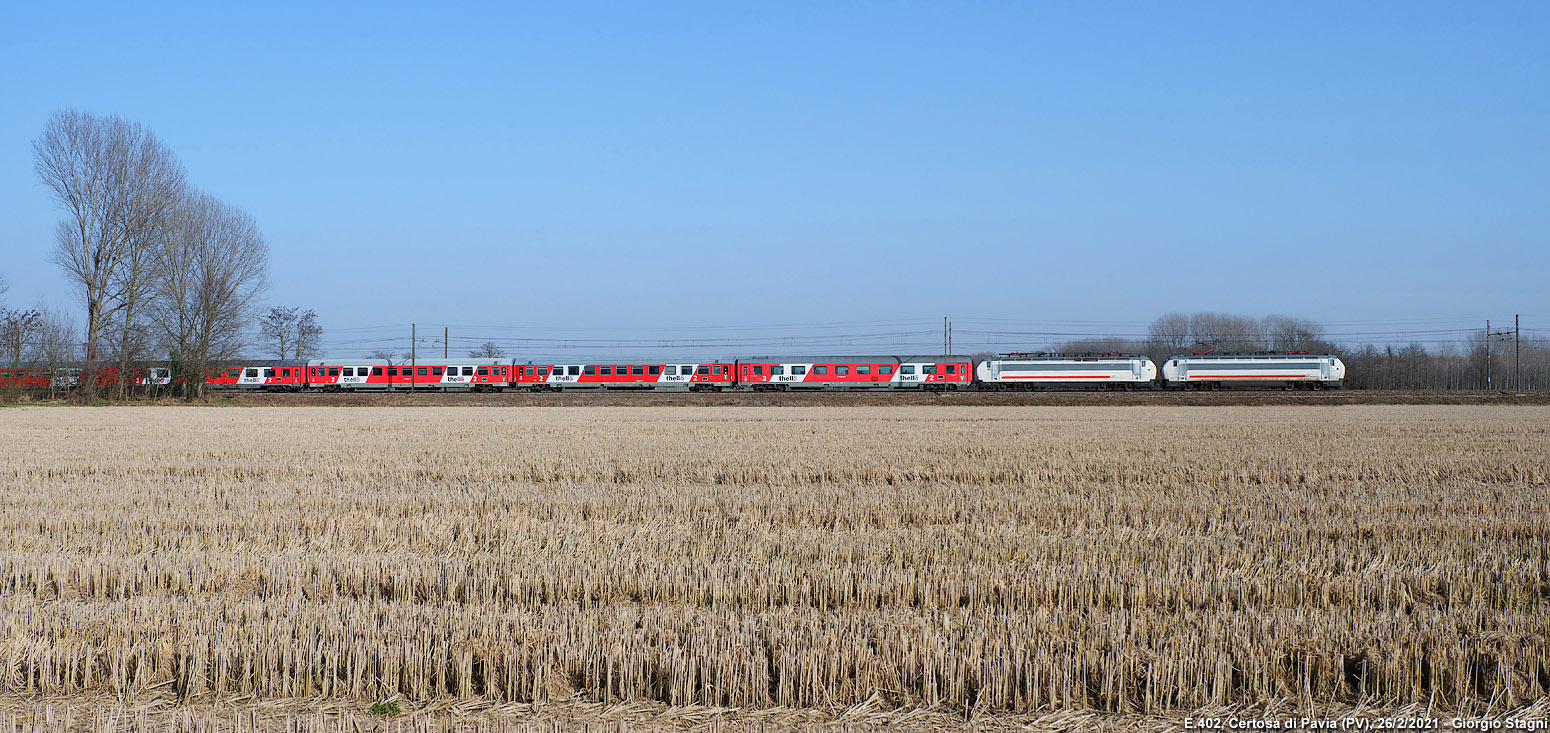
1 2 1545 359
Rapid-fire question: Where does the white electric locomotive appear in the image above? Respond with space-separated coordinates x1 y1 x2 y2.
975 354 1157 390
1161 354 1345 390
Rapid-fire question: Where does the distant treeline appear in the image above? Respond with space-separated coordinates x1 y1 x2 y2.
1042 312 1545 391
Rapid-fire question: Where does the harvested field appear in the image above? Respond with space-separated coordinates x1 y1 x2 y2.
228 388 1550 408
0 406 1547 728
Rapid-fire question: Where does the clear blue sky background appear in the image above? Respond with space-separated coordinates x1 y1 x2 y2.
1 2 1546 359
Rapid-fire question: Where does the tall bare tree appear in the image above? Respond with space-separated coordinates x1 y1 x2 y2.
368 349 398 364
152 191 269 398
33 109 186 398
259 306 324 359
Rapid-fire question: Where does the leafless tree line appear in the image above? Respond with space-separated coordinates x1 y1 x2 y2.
258 306 323 360
26 108 272 399
1050 312 1547 390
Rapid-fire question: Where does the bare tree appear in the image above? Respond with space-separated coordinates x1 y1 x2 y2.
152 191 269 399
0 307 42 398
468 341 506 358
259 307 323 359
32 305 78 400
34 109 186 399
295 310 323 360
1263 315 1332 353
368 349 398 364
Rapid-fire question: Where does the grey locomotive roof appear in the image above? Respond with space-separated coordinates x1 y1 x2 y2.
1168 354 1338 360
989 355 1150 361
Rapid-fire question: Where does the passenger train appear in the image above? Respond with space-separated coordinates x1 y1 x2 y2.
0 353 1346 392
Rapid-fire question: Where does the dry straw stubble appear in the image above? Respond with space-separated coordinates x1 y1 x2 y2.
0 405 1546 717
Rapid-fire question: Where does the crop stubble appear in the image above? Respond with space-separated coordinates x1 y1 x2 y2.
0 406 1545 716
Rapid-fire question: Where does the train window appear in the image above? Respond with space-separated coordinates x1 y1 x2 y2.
567 366 579 376
946 364 955 375
836 366 850 376
792 366 806 375
325 367 337 377
386 367 397 376
697 365 710 376
753 365 764 375
340 368 351 377
664 366 677 375
539 367 550 376
245 368 258 378
814 366 828 375
633 366 644 375
372 367 383 376
924 365 937 375
458 366 470 376
432 367 443 376
713 365 723 375
900 365 915 375
477 367 488 376
600 366 612 375
648 365 660 375
264 368 276 378
857 365 870 375
583 366 595 375
417 367 428 376
771 366 783 375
